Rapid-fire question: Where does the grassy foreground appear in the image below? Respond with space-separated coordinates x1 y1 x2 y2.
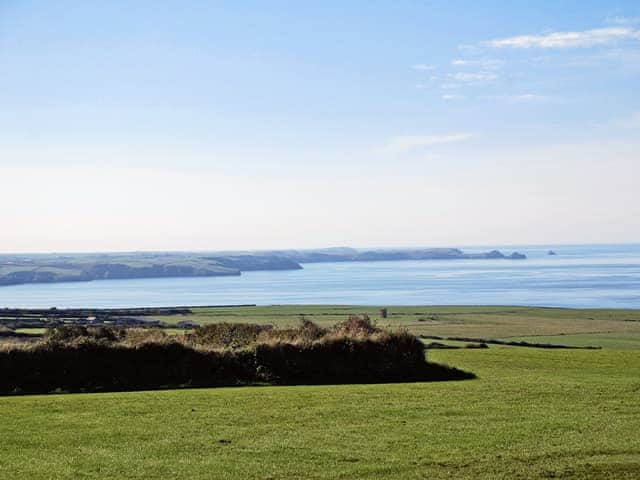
2 306 640 478
1 349 639 478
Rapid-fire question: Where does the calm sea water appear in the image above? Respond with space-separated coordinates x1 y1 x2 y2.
1 244 639 309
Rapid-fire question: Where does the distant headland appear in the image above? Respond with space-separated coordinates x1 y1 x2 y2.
0 247 526 287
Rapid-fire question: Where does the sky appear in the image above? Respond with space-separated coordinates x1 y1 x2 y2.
1 0 639 253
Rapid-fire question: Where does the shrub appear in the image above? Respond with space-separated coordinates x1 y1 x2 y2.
255 330 471 385
0 318 475 395
185 322 272 349
332 315 379 337
121 328 169 345
46 325 127 344
259 319 328 344
0 341 256 395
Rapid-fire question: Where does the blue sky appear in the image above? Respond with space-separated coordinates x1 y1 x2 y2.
1 1 639 252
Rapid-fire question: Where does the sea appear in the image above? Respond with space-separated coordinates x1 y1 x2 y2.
1 244 639 309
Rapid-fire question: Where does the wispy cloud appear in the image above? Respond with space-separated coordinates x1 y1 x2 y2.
450 72 498 83
441 94 466 101
487 27 640 49
411 64 437 71
415 75 439 89
482 93 549 103
457 44 481 54
451 58 503 69
385 134 475 153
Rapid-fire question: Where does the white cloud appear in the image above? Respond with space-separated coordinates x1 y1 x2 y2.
384 134 474 153
451 72 498 83
457 44 481 54
451 58 503 69
411 64 437 71
441 94 466 100
487 27 640 49
416 76 440 89
482 93 549 103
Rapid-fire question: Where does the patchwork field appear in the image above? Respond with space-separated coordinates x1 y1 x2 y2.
2 306 639 479
169 305 640 346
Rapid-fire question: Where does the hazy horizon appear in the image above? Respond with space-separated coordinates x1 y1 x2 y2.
3 241 640 257
2 1 639 252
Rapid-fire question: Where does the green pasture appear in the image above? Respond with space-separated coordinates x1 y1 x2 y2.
170 305 640 339
505 332 640 350
9 305 640 343
2 305 640 478
1 347 639 479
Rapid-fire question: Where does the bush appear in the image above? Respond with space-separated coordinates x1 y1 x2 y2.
332 315 379 337
0 340 255 395
259 319 328 344
185 323 271 349
46 325 127 344
0 318 475 395
255 331 428 384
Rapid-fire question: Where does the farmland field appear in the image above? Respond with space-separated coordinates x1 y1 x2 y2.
2 306 640 479
170 304 640 340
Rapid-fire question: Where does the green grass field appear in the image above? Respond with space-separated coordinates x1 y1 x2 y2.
171 305 640 342
2 306 640 479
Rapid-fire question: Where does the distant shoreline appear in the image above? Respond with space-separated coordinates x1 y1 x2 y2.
0 247 525 288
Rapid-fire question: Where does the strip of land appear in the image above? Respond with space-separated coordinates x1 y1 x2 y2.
0 247 526 286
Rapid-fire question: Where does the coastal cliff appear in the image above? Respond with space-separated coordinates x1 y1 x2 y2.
0 248 525 287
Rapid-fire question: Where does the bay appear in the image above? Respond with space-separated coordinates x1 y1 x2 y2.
0 244 639 309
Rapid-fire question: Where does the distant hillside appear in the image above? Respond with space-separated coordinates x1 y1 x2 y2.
0 247 525 287
0 254 301 287
259 247 526 263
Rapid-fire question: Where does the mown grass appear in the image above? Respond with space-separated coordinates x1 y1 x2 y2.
1 346 639 479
